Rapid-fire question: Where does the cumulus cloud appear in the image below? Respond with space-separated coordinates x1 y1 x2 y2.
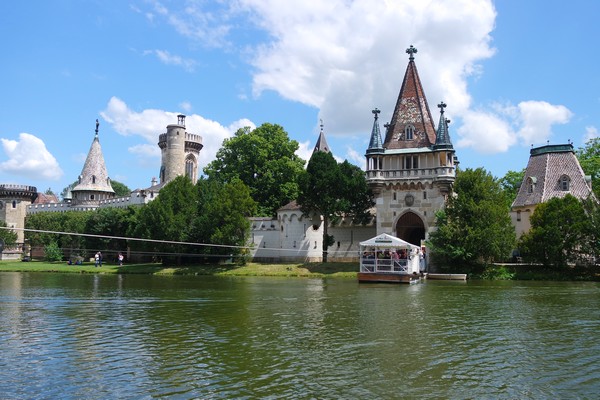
457 110 516 153
0 133 63 180
100 97 255 173
516 101 572 145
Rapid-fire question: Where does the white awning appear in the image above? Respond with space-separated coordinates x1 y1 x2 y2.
359 233 419 250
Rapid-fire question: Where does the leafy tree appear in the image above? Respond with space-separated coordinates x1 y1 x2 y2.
85 207 138 260
576 137 600 199
44 241 63 262
189 177 256 262
297 151 374 262
0 221 18 246
204 123 305 217
582 196 600 264
44 187 55 196
499 169 525 208
519 195 591 266
428 168 516 269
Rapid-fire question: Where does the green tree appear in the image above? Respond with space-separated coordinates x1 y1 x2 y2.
204 123 305 216
428 168 516 270
297 152 374 262
133 176 197 264
85 207 138 260
190 177 256 262
499 169 525 208
519 195 591 266
576 137 600 199
0 221 18 246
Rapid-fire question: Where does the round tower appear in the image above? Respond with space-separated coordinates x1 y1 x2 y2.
0 184 37 244
158 115 203 184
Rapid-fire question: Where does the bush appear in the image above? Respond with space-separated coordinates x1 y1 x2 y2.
44 242 63 262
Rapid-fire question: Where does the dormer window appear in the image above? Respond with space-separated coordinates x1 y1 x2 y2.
560 175 570 191
405 125 415 140
527 177 537 194
92 175 96 184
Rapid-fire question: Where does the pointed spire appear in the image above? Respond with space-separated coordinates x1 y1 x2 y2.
434 102 453 150
383 45 436 149
313 119 331 154
367 108 384 155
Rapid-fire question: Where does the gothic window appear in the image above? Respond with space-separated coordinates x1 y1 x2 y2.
405 125 414 140
527 177 536 194
185 155 197 182
560 175 570 191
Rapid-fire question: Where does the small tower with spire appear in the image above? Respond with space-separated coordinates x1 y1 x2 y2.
70 119 115 208
158 114 203 184
313 119 331 154
365 46 458 246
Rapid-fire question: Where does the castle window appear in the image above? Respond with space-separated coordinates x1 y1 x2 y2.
405 155 419 169
560 175 570 191
12 200 16 208
405 125 414 140
92 175 96 184
527 177 537 194
517 210 521 221
91 195 95 200
393 192 397 201
423 191 427 200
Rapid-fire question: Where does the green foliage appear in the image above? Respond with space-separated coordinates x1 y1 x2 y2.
0 221 18 246
297 151 374 262
479 265 516 280
576 137 600 199
519 194 591 267
499 169 525 207
428 168 516 268
44 241 63 262
204 123 305 217
110 180 132 197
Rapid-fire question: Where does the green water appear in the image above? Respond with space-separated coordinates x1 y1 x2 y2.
0 272 598 399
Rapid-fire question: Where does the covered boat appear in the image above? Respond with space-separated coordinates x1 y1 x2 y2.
358 233 422 283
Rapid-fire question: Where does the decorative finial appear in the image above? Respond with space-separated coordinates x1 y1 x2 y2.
438 101 447 113
372 108 380 120
95 119 99 137
320 119 324 132
446 118 451 125
406 45 418 61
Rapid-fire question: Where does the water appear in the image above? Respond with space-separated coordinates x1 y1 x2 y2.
0 272 599 399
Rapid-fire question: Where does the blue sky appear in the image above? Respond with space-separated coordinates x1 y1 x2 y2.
1 0 598 195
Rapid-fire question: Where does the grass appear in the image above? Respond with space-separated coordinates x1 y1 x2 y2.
0 260 359 278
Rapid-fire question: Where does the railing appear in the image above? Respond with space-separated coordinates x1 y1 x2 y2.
366 167 455 180
360 257 408 273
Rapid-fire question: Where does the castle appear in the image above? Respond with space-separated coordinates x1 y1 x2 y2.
2 46 591 262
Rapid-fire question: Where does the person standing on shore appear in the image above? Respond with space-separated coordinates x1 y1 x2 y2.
118 252 123 266
94 252 100 267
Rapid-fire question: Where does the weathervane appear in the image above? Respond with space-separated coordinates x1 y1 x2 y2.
406 45 417 61
320 119 324 132
95 119 99 137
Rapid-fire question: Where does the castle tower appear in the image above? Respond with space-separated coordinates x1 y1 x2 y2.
158 114 203 184
365 45 457 245
71 120 115 208
511 143 594 238
0 184 37 244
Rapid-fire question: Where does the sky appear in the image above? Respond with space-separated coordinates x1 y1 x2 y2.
1 0 599 196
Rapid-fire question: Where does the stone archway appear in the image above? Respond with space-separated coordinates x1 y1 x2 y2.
395 211 425 246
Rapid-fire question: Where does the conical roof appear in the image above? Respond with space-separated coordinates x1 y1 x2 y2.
366 108 384 155
433 101 453 150
313 121 331 154
72 120 115 194
383 45 436 149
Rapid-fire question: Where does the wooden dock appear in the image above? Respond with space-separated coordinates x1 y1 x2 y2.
425 273 467 281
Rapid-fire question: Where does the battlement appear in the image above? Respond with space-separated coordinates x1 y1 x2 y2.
0 184 38 200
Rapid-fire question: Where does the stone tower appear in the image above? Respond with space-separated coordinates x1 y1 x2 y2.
71 120 115 208
0 184 37 244
365 45 457 245
158 115 203 184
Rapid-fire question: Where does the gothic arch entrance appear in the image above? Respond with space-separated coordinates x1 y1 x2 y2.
395 212 425 246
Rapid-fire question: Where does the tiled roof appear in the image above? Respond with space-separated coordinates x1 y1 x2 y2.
72 134 115 194
512 144 593 208
383 50 436 150
367 108 384 155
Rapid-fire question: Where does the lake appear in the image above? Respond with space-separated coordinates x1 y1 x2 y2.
0 272 598 399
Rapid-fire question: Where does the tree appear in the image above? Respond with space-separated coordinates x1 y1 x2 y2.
576 137 600 199
499 169 525 208
0 221 18 246
428 168 516 269
204 123 305 217
519 195 591 266
297 151 374 262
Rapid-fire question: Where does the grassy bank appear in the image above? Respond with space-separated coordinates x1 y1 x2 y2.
0 260 358 278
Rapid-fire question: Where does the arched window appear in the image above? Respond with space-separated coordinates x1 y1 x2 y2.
185 155 197 182
405 125 415 140
527 177 537 194
560 175 570 191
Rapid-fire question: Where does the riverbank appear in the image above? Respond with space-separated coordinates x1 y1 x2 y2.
0 260 358 278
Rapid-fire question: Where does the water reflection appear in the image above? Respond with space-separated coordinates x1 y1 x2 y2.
0 272 598 399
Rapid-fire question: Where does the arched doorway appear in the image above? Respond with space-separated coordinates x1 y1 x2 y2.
395 212 425 246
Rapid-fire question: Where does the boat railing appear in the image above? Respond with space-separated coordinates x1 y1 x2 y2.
360 257 408 274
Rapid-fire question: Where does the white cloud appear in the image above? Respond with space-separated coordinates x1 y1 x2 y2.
346 146 364 167
179 101 192 112
0 133 63 180
296 140 312 165
143 49 197 72
516 101 572 146
100 97 255 173
457 110 516 153
583 125 598 143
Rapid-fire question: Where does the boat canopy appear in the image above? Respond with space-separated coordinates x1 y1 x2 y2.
359 233 419 250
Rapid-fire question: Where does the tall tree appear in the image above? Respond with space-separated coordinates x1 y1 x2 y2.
204 123 305 216
576 137 600 199
428 168 516 269
297 152 374 262
519 195 591 266
0 221 18 246
499 169 525 208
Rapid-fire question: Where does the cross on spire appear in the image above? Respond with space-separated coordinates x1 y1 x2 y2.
372 108 380 120
438 101 447 113
406 45 417 61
